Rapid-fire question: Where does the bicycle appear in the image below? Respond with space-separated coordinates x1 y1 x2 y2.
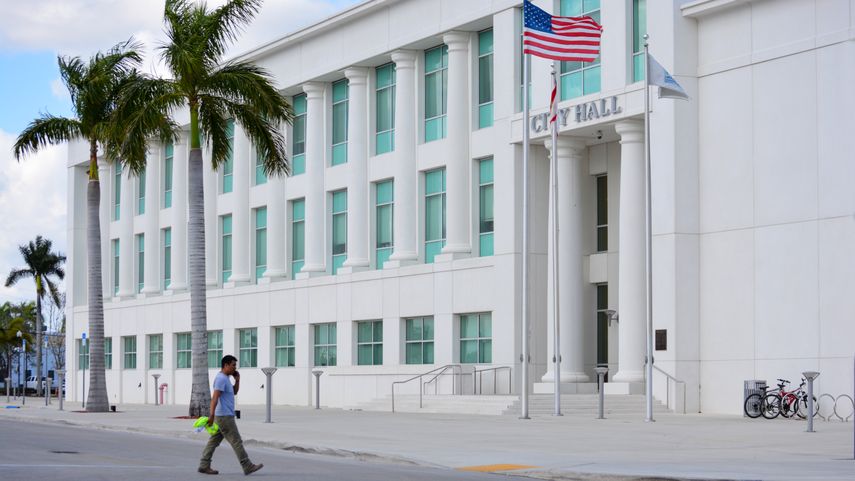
762 379 803 419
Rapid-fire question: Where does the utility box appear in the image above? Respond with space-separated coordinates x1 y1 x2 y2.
743 380 767 417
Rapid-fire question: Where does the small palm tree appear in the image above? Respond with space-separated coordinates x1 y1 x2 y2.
5 236 66 396
13 41 147 411
118 0 293 416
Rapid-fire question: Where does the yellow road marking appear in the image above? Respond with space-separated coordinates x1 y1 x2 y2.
456 464 538 472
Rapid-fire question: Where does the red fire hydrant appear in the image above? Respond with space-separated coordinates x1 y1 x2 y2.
159 383 168 405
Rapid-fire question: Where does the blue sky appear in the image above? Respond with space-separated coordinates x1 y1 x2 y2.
0 0 362 307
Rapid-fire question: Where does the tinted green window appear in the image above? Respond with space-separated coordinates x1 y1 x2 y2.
424 45 448 142
207 330 223 368
424 169 446 263
104 337 112 369
332 79 348 165
274 326 295 367
149 334 163 369
255 207 267 280
163 228 171 290
559 1 601 100
112 239 120 295
123 336 137 370
78 339 89 370
223 119 234 192
164 142 173 208
357 320 383 366
136 234 144 293
376 64 396 154
479 158 494 257
633 0 647 82
405 317 434 364
114 166 121 221
222 214 232 283
291 199 305 275
176 332 191 369
460 313 492 363
238 328 257 368
331 190 347 274
292 94 306 175
255 148 267 185
375 180 394 269
137 170 146 215
313 323 337 367
478 29 494 129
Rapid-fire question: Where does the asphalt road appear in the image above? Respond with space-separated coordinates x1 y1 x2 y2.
0 418 504 481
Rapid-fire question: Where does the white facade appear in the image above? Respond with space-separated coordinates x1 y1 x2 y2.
64 0 855 414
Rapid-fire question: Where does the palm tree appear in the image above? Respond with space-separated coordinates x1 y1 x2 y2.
13 41 146 411
0 302 35 392
5 236 66 396
117 0 293 416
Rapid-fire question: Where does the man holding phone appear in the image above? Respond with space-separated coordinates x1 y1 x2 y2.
198 355 263 475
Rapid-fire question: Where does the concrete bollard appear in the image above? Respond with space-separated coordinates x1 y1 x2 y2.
261 368 278 423
152 374 161 406
595 366 609 420
5 377 9 403
312 370 324 409
57 370 65 411
802 371 820 433
45 378 52 406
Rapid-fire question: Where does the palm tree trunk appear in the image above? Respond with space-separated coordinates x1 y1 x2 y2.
35 294 42 397
86 144 109 412
188 146 211 416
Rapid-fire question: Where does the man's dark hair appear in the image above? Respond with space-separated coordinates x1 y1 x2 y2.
221 355 237 368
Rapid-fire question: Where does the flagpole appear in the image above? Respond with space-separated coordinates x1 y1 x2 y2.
520 48 531 421
643 34 655 423
550 64 562 417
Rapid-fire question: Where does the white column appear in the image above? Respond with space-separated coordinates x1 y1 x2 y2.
142 146 161 294
203 145 218 287
228 125 251 285
388 50 418 266
98 159 111 299
117 165 135 298
342 67 370 271
263 168 287 280
299 82 327 275
613 120 646 383
170 137 188 291
542 137 589 383
441 31 472 257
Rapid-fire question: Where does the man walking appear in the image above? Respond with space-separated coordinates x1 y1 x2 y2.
198 355 263 475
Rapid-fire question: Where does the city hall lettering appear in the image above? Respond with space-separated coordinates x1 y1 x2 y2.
530 96 622 133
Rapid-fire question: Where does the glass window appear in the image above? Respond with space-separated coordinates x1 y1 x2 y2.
313 323 337 367
559 0 601 100
405 317 434 364
478 29 494 129
376 63 396 154
207 330 223 368
633 0 647 82
78 339 89 370
357 320 383 366
123 336 137 370
460 313 492 363
221 214 232 283
424 45 448 142
291 199 305 276
238 328 257 368
149 334 163 369
375 180 394 269
176 332 191 369
518 9 531 112
292 93 307 175
255 207 267 281
223 119 234 192
136 234 144 293
104 337 112 369
479 158 494 257
163 228 172 290
596 175 608 252
424 168 446 264
164 142 173 208
137 169 146 215
112 239 120 295
332 190 347 274
114 165 121 221
332 79 349 165
274 326 295 368
596 284 608 365
255 147 268 185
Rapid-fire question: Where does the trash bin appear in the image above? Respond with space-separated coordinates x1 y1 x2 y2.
744 379 767 417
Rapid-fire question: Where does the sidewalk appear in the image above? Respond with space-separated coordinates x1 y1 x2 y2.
2 397 854 481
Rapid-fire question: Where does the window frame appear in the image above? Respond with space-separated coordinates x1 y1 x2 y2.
149 334 163 369
404 317 434 365
207 330 223 368
478 158 494 257
313 323 337 367
331 190 347 274
274 325 296 368
292 94 307 175
238 328 258 368
112 238 120 295
424 45 448 142
596 175 608 252
222 119 235 193
356 320 383 366
559 0 602 100
459 312 492 364
164 142 173 208
424 168 446 264
331 79 349 165
291 199 305 276
78 339 90 370
176 332 192 369
375 180 394 269
255 206 267 281
375 63 396 155
478 29 494 129
221 214 232 283
136 233 145 293
137 169 146 215
123 335 137 370
163 227 172 290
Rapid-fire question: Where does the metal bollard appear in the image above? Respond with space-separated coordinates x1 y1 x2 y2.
5 377 9 403
45 378 52 406
152 374 161 406
595 366 608 420
802 371 820 433
312 370 324 409
261 367 277 423
58 370 65 411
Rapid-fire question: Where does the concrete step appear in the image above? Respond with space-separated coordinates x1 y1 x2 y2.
504 394 672 416
346 395 518 415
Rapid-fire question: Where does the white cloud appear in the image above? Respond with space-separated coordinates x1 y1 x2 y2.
0 129 67 306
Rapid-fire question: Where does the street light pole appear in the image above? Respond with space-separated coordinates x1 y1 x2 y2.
17 331 25 405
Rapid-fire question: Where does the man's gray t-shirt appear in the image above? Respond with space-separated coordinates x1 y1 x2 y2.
213 372 235 416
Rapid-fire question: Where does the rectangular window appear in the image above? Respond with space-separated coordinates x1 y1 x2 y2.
375 63 396 154
113 165 121 221
162 228 172 290
164 142 173 208
255 147 267 185
331 190 347 274
137 169 146 215
207 330 223 368
424 168 446 264
559 0 601 100
223 119 234 192
292 94 307 175
375 180 394 269
176 332 191 369
78 339 89 370
424 45 448 142
332 79 349 165
238 328 257 368
479 158 494 257
518 10 531 112
596 284 608 365
313 323 337 367
149 334 163 369
255 207 267 281
112 239 120 295
221 214 232 283
123 336 137 370
405 317 434 364
632 0 647 83
596 175 608 252
105 337 112 369
136 234 144 293
356 320 383 366
478 29 494 129
291 199 305 275
460 312 492 363
274 326 295 367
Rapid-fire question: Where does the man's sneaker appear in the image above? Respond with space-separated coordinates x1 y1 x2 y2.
244 463 264 475
198 466 219 475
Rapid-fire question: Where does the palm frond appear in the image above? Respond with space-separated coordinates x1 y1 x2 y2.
203 62 293 125
4 269 32 288
221 99 289 177
197 95 231 170
45 278 62 308
58 55 86 112
203 0 262 64
13 116 83 159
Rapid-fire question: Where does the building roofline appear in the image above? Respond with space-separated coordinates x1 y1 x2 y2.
681 0 757 18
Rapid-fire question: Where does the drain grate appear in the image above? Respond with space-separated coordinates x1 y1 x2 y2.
50 450 80 454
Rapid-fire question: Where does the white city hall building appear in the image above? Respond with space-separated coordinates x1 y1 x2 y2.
65 0 855 415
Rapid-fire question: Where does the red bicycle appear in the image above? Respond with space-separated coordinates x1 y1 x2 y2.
763 379 809 419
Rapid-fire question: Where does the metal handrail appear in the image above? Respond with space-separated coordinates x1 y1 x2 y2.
650 364 687 414
422 364 462 395
473 366 512 395
391 364 461 413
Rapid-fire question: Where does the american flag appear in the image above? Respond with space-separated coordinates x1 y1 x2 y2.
523 0 603 63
